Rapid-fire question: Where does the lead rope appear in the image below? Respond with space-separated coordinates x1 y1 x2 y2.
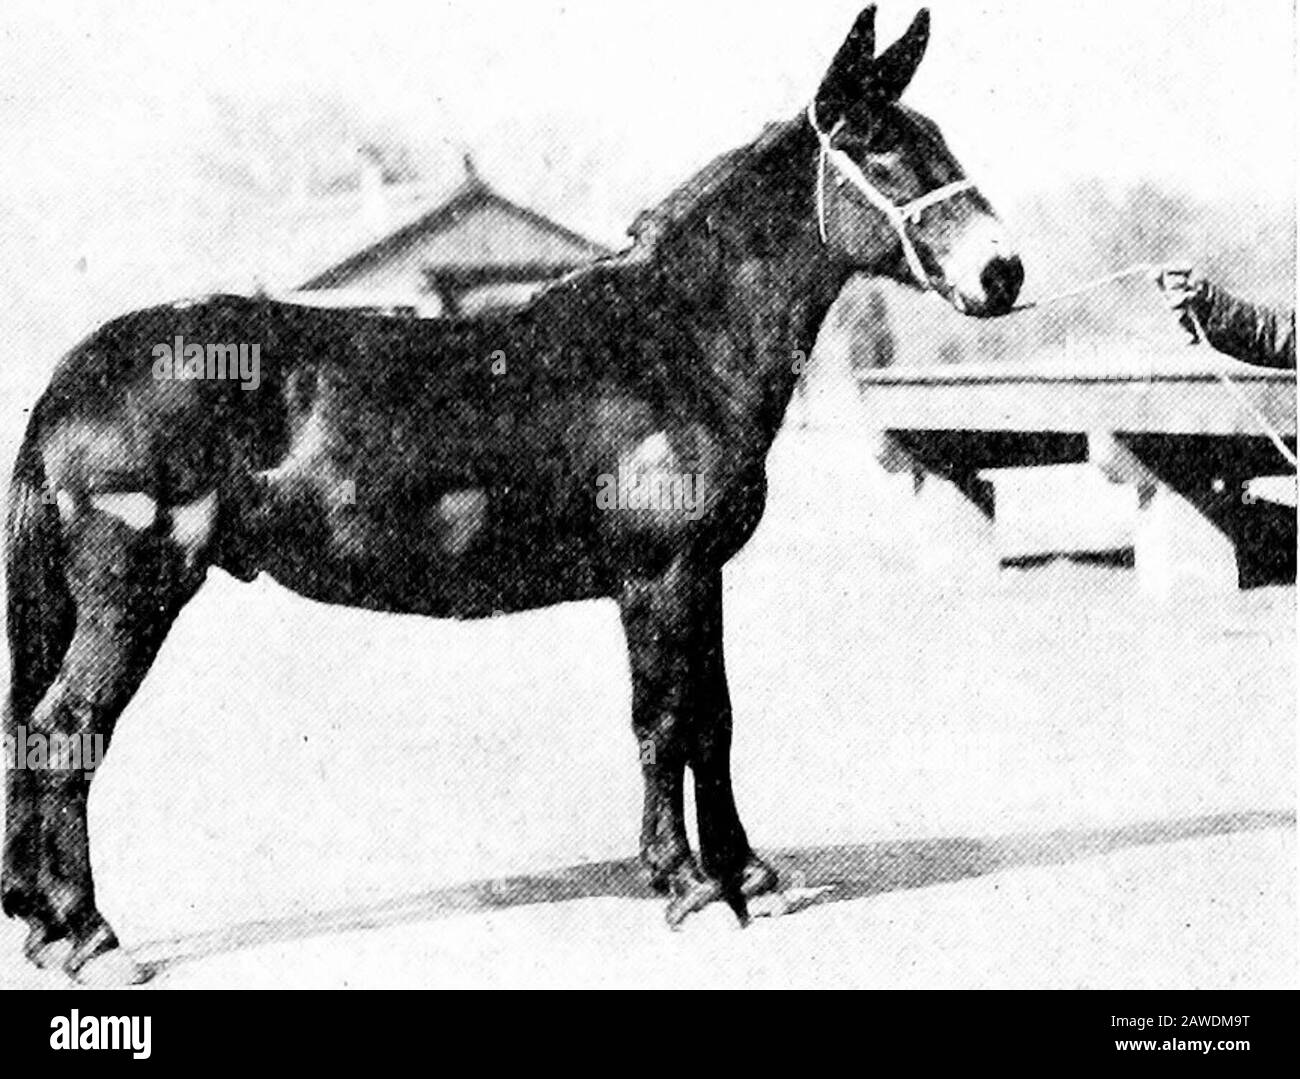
1010 264 1297 468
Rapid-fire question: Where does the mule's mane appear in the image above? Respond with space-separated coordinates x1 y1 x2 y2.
527 114 805 301
629 116 802 252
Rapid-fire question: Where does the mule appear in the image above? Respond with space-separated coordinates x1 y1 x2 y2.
2 6 1021 983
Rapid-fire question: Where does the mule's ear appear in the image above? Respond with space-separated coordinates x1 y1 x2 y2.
813 6 877 126
869 8 930 100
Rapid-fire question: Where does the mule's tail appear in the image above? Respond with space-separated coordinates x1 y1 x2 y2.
4 430 74 722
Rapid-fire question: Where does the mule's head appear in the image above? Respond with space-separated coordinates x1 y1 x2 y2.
811 7 1022 316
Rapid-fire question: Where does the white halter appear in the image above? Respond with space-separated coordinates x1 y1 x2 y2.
807 102 977 290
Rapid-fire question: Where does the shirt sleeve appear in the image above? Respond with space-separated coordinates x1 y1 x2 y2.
1191 284 1296 369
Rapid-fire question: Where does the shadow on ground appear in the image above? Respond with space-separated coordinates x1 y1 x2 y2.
136 808 1294 975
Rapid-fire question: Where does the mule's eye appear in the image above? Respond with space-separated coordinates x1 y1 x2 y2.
861 156 896 183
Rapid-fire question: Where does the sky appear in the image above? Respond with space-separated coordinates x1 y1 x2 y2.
0 0 1294 250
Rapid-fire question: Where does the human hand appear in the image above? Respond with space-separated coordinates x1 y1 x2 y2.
1150 264 1206 311
1150 264 1208 344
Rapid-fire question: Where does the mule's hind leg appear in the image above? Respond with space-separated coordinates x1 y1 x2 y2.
3 454 76 966
4 649 73 970
6 696 75 972
25 511 203 983
619 564 705 913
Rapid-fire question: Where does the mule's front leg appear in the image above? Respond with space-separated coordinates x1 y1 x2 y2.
618 562 775 928
682 571 778 919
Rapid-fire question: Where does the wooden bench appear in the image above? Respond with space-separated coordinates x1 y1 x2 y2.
857 354 1296 590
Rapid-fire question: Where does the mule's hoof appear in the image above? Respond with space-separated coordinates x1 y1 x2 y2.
664 871 723 929
642 865 673 897
747 890 794 919
65 923 152 986
71 947 153 987
740 856 780 898
24 929 74 970
723 888 751 928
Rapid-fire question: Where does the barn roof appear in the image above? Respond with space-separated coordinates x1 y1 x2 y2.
296 162 609 292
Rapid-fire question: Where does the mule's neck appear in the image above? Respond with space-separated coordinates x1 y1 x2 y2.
650 118 853 451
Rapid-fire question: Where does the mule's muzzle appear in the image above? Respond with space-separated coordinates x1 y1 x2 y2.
940 217 1023 318
948 251 1023 318
976 252 1024 316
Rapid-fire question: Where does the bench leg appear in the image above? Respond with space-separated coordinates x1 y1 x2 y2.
1118 434 1296 591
